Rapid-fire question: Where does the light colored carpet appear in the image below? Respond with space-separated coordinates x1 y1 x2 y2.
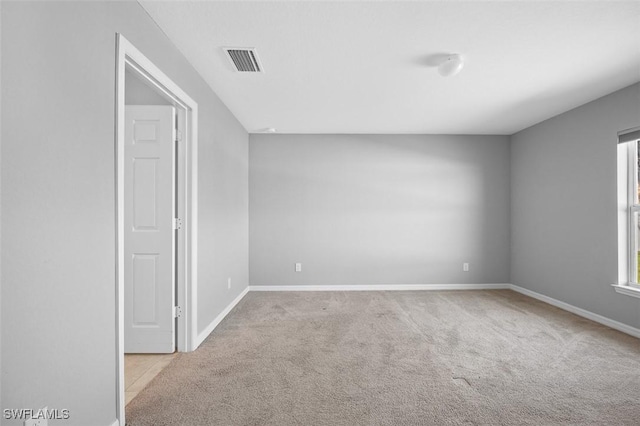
125 290 640 425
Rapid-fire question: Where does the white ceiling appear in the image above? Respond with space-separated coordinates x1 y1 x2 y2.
139 1 640 135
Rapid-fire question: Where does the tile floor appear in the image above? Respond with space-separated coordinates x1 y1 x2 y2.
125 353 177 406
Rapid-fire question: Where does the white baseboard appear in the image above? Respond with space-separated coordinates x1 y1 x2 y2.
509 284 640 339
110 420 119 426
249 283 511 292
194 286 250 349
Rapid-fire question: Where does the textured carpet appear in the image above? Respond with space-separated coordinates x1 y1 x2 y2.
125 290 640 425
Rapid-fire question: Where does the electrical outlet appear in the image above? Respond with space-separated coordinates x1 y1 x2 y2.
227 278 231 289
463 263 470 272
295 263 302 272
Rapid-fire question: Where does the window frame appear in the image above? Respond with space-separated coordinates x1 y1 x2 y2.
626 141 640 289
614 126 640 298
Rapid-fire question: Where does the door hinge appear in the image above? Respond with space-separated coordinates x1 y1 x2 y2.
176 130 183 143
173 306 182 318
173 218 183 230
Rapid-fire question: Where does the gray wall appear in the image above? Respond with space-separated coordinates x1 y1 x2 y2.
511 83 640 329
1 1 248 425
250 134 510 286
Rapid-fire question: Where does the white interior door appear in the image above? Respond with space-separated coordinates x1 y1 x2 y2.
124 105 176 353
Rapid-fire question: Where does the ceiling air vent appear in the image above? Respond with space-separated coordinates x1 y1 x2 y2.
223 48 263 73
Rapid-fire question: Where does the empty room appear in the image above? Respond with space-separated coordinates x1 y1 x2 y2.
1 1 640 425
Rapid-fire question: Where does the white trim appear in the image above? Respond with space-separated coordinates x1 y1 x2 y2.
510 284 640 339
627 141 638 284
612 284 640 299
115 33 126 426
109 420 119 426
618 125 640 142
194 286 250 349
115 33 199 425
617 139 630 285
249 284 511 292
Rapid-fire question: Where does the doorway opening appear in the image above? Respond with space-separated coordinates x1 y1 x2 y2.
115 34 199 424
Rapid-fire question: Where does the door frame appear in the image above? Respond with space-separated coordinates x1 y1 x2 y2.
115 33 199 423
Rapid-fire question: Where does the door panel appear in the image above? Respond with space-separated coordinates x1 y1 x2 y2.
132 254 158 324
133 158 158 230
124 105 176 354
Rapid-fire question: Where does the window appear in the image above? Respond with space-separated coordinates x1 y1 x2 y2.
615 126 640 297
626 139 640 286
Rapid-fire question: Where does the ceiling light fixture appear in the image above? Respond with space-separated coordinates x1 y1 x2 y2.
438 54 464 77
